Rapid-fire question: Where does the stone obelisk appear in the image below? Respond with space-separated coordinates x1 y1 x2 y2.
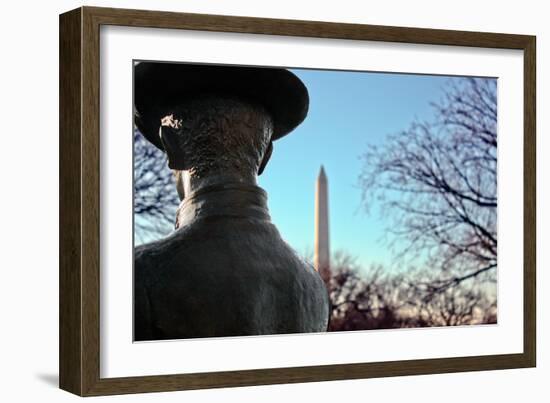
314 165 330 284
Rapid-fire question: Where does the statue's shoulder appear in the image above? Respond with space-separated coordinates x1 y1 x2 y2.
134 228 198 280
134 237 177 279
134 242 154 260
134 226 193 260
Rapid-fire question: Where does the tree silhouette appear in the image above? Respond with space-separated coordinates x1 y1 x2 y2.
326 251 496 331
134 129 180 243
359 78 497 296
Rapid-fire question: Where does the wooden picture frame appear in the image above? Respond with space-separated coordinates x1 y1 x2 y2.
59 6 536 396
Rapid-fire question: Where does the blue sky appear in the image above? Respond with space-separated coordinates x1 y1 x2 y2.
258 68 463 269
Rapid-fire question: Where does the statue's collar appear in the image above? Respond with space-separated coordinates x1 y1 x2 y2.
176 182 270 228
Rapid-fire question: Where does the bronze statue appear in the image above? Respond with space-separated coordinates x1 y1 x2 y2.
133 62 329 341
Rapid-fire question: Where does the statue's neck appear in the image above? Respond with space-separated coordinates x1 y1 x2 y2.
175 181 270 229
180 170 258 196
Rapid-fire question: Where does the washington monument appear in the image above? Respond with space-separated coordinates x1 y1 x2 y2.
314 165 331 283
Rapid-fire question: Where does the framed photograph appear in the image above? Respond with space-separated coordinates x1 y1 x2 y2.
59 6 536 396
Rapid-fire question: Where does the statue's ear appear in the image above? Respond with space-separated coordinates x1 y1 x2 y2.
258 141 273 176
159 125 185 170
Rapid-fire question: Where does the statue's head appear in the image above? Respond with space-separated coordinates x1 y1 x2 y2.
134 62 308 197
158 95 274 178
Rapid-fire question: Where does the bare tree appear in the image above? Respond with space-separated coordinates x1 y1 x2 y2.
328 251 408 331
403 268 497 326
359 78 497 292
134 129 180 243
326 251 496 331
326 79 500 330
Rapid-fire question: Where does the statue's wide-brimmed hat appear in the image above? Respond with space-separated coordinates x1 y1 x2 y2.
134 62 309 150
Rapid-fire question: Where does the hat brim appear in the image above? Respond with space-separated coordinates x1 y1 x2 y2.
134 62 309 150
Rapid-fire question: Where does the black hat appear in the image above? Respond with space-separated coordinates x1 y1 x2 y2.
134 62 309 150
